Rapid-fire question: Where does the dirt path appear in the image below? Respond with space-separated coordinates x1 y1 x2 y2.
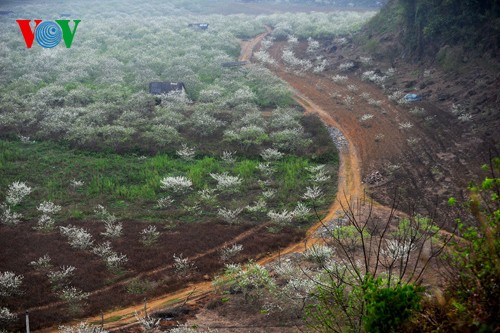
239 26 272 62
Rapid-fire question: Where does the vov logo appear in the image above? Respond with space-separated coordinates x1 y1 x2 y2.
16 20 81 48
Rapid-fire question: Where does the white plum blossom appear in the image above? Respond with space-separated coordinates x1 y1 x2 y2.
293 202 311 220
217 207 244 224
176 144 196 161
221 151 236 164
140 225 160 246
267 209 294 226
254 50 276 66
307 37 320 54
399 121 414 130
245 198 267 213
5 181 32 206
0 271 23 297
210 173 242 192
35 214 56 231
95 205 122 238
160 176 193 193
304 245 334 265
47 266 76 288
332 74 348 84
105 253 128 270
260 148 284 161
381 239 416 260
58 286 89 304
220 244 243 262
0 307 16 322
37 201 62 214
70 179 85 189
338 62 355 71
1 206 22 226
30 254 52 270
360 114 374 122
58 322 108 333
302 186 323 201
173 254 196 276
156 196 174 209
59 225 94 250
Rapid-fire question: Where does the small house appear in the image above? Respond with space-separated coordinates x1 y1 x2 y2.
222 61 248 68
149 82 186 95
188 23 209 30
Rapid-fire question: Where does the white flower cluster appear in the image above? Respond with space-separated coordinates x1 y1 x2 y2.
307 165 331 183
338 62 355 72
0 271 23 297
59 286 89 304
92 241 128 271
140 225 160 246
35 201 62 232
220 244 243 262
361 70 387 87
267 209 295 226
173 254 196 276
160 176 193 193
47 266 76 288
0 207 22 226
70 179 85 189
59 225 94 250
58 322 108 333
399 121 414 130
30 254 52 270
1 182 32 226
307 37 320 54
282 48 312 73
221 151 236 164
217 207 244 224
381 239 416 260
254 50 276 66
0 306 17 322
260 148 284 161
302 186 323 201
332 74 348 84
95 205 122 238
156 196 174 209
176 144 196 161
210 173 242 192
4 181 32 206
360 114 374 122
304 245 334 265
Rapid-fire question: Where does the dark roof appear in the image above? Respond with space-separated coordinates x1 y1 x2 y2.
188 23 209 30
222 61 248 68
149 82 185 95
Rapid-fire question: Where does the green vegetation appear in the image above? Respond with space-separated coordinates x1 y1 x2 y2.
363 277 423 333
429 157 500 332
0 139 336 223
367 0 500 59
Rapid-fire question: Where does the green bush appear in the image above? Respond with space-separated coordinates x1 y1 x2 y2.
363 277 423 333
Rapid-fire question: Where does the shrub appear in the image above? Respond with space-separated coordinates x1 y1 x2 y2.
59 225 94 250
160 176 193 193
0 271 23 297
363 277 423 333
140 225 160 246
